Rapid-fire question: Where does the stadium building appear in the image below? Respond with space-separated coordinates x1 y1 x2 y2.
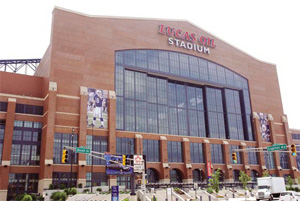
0 7 299 200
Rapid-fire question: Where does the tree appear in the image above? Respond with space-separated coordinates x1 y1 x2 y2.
287 176 294 188
239 171 251 189
208 168 221 193
262 170 269 177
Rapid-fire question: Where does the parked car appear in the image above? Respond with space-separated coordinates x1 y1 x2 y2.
280 191 300 201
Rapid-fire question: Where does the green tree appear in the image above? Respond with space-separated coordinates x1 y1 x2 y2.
208 168 221 193
262 170 269 177
287 176 294 188
239 171 251 189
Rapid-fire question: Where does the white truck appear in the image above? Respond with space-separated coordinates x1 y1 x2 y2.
256 177 286 201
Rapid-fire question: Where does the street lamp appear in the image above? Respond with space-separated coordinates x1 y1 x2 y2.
91 124 94 193
70 128 74 188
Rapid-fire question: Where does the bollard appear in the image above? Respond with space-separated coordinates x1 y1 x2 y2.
209 195 211 201
176 198 179 201
200 195 202 201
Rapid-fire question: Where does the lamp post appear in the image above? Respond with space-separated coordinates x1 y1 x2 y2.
91 124 94 193
70 128 74 188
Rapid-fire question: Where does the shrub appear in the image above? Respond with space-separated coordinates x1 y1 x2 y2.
64 188 77 195
36 195 45 201
59 183 66 189
96 188 102 192
50 192 67 201
49 184 54 190
295 187 299 192
83 189 90 193
21 194 33 201
70 188 77 195
15 194 26 200
30 194 37 201
78 183 83 188
207 187 213 194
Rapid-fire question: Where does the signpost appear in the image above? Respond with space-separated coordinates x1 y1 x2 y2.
267 144 287 152
75 146 91 154
111 186 119 201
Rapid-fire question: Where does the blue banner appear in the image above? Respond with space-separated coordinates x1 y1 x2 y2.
111 186 119 201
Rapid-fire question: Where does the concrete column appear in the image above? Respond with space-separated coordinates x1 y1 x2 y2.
38 81 57 193
268 114 282 176
282 116 298 178
0 98 16 192
203 139 211 181
135 134 143 155
182 138 193 183
159 136 170 183
77 87 88 187
253 112 267 173
223 141 233 182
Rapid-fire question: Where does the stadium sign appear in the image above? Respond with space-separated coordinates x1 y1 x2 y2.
158 24 216 55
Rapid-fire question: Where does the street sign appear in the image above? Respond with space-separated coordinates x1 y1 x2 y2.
134 155 143 165
134 155 144 172
267 144 287 151
104 154 111 164
111 186 119 201
75 146 91 154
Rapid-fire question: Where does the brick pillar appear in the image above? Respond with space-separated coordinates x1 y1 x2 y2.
159 136 170 183
182 138 192 183
253 112 267 173
108 91 117 187
203 139 211 182
38 82 57 193
0 98 16 199
135 134 143 155
268 114 282 176
223 141 233 182
282 116 298 178
77 87 88 187
240 142 251 175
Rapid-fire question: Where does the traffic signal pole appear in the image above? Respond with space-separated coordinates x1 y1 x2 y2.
63 146 146 201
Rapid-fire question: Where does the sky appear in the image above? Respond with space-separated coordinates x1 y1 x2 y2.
0 0 299 129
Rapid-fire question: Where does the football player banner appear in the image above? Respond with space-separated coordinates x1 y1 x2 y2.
87 88 109 128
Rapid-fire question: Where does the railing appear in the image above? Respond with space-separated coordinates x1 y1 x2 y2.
146 181 257 189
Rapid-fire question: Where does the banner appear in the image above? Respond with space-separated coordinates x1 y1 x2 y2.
87 88 109 128
257 112 270 142
106 155 133 175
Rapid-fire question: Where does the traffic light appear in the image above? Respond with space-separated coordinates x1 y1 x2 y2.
291 144 297 156
232 152 237 164
62 148 69 163
122 155 126 166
